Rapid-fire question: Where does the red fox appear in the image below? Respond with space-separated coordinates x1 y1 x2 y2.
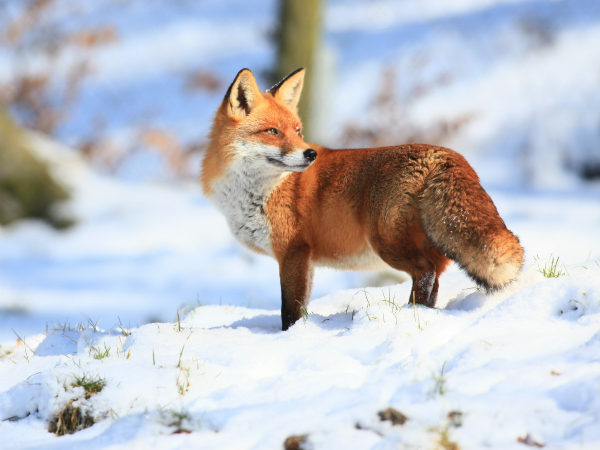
201 68 524 330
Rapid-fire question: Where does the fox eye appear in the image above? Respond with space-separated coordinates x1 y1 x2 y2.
296 128 303 138
265 128 279 136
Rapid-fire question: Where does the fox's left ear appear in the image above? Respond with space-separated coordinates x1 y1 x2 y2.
270 68 305 112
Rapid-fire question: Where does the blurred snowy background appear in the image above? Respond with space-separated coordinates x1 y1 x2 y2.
0 0 599 341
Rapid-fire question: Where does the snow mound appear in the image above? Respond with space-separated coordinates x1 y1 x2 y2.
1 263 599 449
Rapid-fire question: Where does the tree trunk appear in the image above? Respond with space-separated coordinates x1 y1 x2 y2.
0 109 71 228
275 0 322 141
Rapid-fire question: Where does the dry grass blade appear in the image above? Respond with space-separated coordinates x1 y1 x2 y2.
437 425 461 450
47 373 106 435
48 399 94 436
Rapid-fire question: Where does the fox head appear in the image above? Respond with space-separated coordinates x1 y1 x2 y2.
202 68 316 195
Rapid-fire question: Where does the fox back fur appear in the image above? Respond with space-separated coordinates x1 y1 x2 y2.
201 68 524 330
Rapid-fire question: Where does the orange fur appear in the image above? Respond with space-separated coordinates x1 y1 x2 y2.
202 69 524 330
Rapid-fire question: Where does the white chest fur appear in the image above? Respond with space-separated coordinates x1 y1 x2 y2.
208 157 285 255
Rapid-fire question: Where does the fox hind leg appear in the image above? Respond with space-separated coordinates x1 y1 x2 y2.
372 218 450 308
373 238 438 306
421 240 451 307
412 268 436 306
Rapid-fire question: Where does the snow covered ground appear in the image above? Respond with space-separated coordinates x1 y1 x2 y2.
1 0 600 448
1 256 600 449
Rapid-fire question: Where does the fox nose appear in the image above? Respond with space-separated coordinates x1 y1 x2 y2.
303 149 317 162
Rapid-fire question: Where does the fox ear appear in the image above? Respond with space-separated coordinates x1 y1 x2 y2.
270 68 305 111
224 69 263 118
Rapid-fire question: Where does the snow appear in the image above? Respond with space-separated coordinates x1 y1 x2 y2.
1 263 600 448
1 0 600 448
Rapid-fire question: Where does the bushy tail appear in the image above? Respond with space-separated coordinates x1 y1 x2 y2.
419 151 524 292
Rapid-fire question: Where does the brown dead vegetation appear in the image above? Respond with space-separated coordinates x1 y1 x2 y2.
378 407 408 426
342 67 473 149
436 427 461 450
0 0 108 135
47 374 106 436
284 434 309 450
48 399 95 436
184 68 223 93
518 434 545 447
0 0 212 179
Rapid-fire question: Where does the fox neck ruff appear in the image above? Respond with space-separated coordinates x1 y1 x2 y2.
207 154 289 255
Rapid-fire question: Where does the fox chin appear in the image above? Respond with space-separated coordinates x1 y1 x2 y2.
201 67 524 331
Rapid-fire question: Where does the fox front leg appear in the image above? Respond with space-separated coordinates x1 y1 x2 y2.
279 245 314 331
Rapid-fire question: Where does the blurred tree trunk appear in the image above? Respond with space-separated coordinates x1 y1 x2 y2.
275 0 322 141
0 109 71 228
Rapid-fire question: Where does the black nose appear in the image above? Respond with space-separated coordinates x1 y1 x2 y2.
303 149 317 162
